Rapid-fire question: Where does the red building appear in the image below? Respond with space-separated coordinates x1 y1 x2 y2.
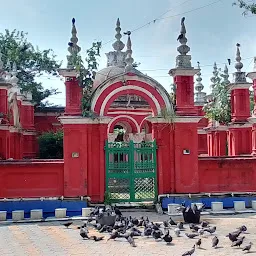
0 18 256 203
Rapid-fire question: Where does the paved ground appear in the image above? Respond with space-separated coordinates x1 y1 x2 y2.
1 212 256 255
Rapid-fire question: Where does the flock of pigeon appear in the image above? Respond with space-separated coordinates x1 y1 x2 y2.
62 206 253 255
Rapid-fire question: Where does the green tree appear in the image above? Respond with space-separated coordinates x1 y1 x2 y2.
38 130 63 159
233 0 256 15
0 29 61 106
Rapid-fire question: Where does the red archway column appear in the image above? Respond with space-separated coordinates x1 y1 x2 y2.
174 117 200 193
60 116 110 202
150 119 175 194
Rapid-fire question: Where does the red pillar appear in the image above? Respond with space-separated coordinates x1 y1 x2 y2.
174 117 200 193
60 117 109 202
250 123 256 156
0 84 8 117
151 122 175 194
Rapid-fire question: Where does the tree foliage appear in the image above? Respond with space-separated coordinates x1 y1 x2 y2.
38 130 63 159
71 42 102 117
0 29 61 106
233 0 256 15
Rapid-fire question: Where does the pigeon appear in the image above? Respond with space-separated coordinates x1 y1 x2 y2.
63 221 73 228
177 222 184 230
152 230 162 240
114 205 122 216
80 227 89 239
190 224 200 232
124 31 131 36
237 225 247 232
198 229 204 236
204 226 216 235
212 236 219 248
126 236 136 247
144 227 152 237
185 233 199 239
182 245 195 256
196 238 202 248
169 217 177 226
108 230 119 241
90 235 104 241
242 242 253 252
174 228 181 237
201 221 209 228
232 236 245 247
163 220 170 229
162 230 172 244
227 232 241 242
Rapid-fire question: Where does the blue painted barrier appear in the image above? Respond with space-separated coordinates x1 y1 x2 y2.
161 196 256 210
0 200 87 219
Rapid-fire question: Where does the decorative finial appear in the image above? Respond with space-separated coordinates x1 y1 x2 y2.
112 18 125 51
253 57 256 72
233 43 247 83
67 18 81 68
222 64 230 85
195 62 206 103
10 62 19 86
235 43 243 72
175 17 192 68
125 31 134 73
210 62 220 91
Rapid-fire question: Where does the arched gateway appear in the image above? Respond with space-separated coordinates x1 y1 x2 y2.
59 18 202 203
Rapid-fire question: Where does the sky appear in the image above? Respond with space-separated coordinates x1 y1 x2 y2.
0 0 255 106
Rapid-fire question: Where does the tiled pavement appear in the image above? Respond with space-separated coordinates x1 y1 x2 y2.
1 212 256 255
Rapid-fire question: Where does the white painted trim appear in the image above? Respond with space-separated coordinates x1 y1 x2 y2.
34 113 61 117
247 72 256 81
248 117 256 124
59 116 113 124
0 125 9 131
228 123 252 128
0 84 11 90
99 85 161 116
228 83 252 90
169 68 199 77
91 76 173 115
23 131 37 135
147 116 202 123
107 111 152 115
58 68 78 77
21 101 35 106
107 115 140 133
9 127 21 133
198 129 207 134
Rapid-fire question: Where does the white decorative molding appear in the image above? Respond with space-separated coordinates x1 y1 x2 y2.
147 116 202 123
228 82 252 90
99 85 162 116
0 125 9 131
58 68 78 77
59 116 113 125
107 115 140 133
248 117 256 124
91 75 173 115
228 123 252 128
9 127 21 133
197 129 207 134
34 112 62 117
169 68 199 77
247 72 256 81
107 111 152 116
0 83 11 89
23 131 37 136
21 101 35 106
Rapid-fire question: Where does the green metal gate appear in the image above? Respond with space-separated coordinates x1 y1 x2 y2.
105 140 157 202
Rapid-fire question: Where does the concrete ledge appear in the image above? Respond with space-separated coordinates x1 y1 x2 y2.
30 209 43 220
210 210 235 215
234 201 246 211
168 204 180 214
82 208 93 217
12 210 24 221
211 202 223 212
252 200 256 210
55 208 67 218
0 211 7 221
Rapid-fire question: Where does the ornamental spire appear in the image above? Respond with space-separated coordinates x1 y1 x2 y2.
10 62 19 87
195 62 206 104
222 64 230 85
125 32 134 73
67 18 81 69
233 43 247 83
112 18 125 51
210 62 220 91
175 17 192 68
253 57 256 72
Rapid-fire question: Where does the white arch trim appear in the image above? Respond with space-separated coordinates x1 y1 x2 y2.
99 85 161 116
91 77 173 114
108 115 140 133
